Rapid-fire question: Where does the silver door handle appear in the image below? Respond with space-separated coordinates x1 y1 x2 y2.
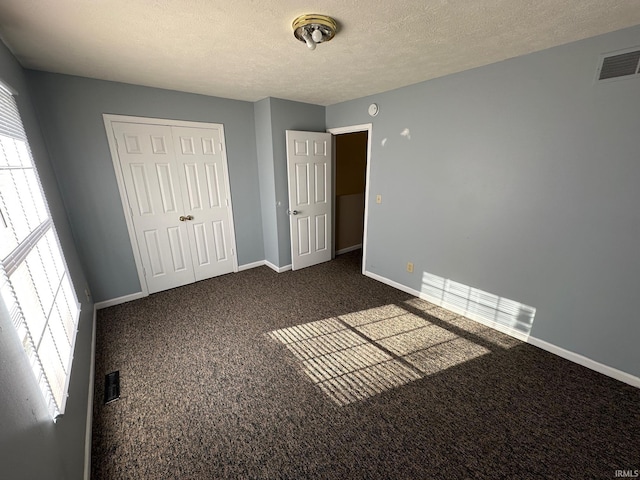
287 210 299 215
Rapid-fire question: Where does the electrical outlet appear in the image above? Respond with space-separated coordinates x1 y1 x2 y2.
376 194 382 204
407 262 414 273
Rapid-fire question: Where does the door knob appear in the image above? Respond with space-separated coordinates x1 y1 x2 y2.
179 215 194 221
287 210 299 215
185 215 194 220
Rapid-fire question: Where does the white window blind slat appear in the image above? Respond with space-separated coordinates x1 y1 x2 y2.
0 86 79 420
0 93 26 140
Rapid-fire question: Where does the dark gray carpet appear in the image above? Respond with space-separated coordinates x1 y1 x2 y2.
92 251 640 479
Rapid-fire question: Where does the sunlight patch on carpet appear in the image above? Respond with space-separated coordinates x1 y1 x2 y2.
268 303 505 406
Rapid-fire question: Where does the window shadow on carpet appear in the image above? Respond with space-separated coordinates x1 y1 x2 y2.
268 300 522 406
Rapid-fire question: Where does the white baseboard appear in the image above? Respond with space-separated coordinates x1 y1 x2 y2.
95 261 280 308
336 244 363 256
94 291 146 310
364 270 418 297
364 270 640 389
364 271 528 341
527 337 640 389
84 307 97 480
265 261 292 273
238 260 265 272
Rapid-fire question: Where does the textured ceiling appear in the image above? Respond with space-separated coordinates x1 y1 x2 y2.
0 1 639 106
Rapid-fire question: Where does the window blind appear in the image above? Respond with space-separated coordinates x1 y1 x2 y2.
0 84 80 419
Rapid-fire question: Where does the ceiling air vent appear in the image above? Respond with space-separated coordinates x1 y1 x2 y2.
597 48 640 81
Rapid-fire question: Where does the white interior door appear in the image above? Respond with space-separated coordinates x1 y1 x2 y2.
112 122 195 293
286 130 332 270
172 126 235 281
110 119 237 295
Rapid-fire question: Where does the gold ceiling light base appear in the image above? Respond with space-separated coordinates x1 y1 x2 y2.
292 14 337 51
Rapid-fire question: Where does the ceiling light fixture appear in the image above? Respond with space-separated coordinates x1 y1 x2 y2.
292 14 337 51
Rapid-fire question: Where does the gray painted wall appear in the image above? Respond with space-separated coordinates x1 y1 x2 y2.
327 25 640 378
27 72 264 302
254 98 280 266
252 97 326 268
268 98 326 267
0 41 94 479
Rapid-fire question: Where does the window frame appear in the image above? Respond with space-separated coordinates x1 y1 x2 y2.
0 80 80 420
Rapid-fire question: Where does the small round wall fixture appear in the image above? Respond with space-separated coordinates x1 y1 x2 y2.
292 14 338 51
368 103 379 117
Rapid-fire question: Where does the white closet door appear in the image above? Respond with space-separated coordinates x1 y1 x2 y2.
112 122 195 293
172 126 235 281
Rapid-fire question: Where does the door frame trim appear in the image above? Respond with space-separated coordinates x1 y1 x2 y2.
103 114 239 297
327 123 372 275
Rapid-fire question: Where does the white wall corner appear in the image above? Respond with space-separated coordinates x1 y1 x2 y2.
265 261 292 273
